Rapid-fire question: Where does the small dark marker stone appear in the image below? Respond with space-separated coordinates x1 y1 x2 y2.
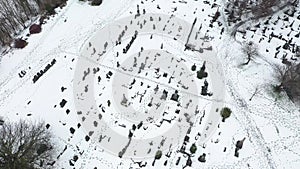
77 123 81 128
66 109 70 114
164 160 168 166
60 99 67 108
176 157 181 165
85 135 90 142
198 153 206 162
93 121 98 127
132 124 136 130
137 121 143 129
128 130 133 138
46 124 50 129
191 64 196 71
61 86 67 92
70 127 75 134
27 101 31 105
89 131 94 136
73 155 79 162
69 160 74 166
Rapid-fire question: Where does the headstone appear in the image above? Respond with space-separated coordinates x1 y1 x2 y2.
0 116 4 125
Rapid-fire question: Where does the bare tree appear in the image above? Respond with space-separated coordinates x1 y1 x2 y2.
274 63 300 104
249 87 259 101
0 120 55 169
241 41 259 65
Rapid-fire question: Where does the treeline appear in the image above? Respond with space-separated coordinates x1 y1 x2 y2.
0 0 67 47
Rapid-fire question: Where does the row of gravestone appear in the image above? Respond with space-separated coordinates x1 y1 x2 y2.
33 59 56 83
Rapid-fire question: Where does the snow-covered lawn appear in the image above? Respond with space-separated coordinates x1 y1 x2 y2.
0 0 299 168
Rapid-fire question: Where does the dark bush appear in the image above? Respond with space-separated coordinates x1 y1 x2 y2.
190 143 197 154
220 107 232 122
14 38 28 49
30 24 42 34
155 150 162 159
152 150 162 166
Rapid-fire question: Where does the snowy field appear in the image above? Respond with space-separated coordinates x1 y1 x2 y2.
0 0 300 168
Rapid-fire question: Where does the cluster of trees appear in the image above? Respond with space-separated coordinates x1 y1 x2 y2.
0 120 55 169
0 0 67 47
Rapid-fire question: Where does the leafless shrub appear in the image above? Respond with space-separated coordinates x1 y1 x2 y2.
0 120 55 169
241 41 259 65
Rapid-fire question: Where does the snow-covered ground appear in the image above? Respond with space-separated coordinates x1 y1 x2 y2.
0 0 299 168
